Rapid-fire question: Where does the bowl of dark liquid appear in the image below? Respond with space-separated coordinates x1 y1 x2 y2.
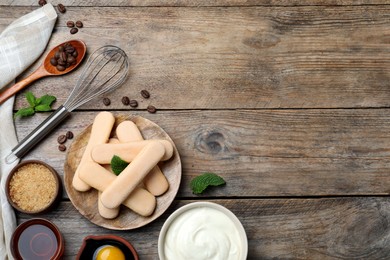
11 218 64 260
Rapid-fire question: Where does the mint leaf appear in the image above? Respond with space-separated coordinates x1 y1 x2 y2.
25 92 36 107
16 92 57 118
14 107 35 118
36 95 56 106
111 155 129 175
190 172 226 194
35 104 52 112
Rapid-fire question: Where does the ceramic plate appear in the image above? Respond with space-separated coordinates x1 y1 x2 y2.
64 114 181 230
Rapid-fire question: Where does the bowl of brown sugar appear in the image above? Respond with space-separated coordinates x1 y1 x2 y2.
6 160 61 214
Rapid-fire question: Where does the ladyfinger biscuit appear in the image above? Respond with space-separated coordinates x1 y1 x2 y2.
116 120 143 142
79 162 156 216
99 137 121 218
108 138 120 144
102 138 121 171
91 139 173 164
101 142 165 209
98 191 120 219
72 111 115 191
116 120 169 196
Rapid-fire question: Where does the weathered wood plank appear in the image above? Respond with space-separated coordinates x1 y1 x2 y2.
0 0 388 7
14 110 390 197
0 6 388 109
16 198 390 259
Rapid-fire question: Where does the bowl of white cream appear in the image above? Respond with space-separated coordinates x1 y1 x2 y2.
158 202 248 260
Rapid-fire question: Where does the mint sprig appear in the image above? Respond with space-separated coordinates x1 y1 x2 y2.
111 155 129 175
190 172 226 194
14 92 56 118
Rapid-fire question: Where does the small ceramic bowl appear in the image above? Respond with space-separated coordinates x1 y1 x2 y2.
76 235 139 260
11 218 64 260
158 202 248 260
6 160 62 215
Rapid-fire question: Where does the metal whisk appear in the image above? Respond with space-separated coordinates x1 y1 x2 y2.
6 45 129 164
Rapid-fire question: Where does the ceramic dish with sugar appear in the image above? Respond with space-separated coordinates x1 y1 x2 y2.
6 160 62 215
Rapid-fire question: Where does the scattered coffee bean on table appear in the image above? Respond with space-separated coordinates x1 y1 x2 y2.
38 0 47 6
129 100 138 108
75 21 83 28
57 134 67 144
66 131 74 139
121 96 130 105
141 90 150 99
147 105 156 113
70 28 78 34
66 21 75 28
57 4 66 13
103 97 111 106
58 144 66 152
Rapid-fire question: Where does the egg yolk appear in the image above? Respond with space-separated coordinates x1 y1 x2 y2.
95 245 125 260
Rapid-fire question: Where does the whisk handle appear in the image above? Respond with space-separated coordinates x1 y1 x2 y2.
6 105 71 164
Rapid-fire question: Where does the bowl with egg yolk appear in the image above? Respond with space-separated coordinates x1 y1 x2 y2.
76 235 138 260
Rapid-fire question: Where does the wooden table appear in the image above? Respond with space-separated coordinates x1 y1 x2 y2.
2 1 390 259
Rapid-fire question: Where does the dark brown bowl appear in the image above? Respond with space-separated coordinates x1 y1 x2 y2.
6 160 62 215
11 218 64 260
76 235 139 260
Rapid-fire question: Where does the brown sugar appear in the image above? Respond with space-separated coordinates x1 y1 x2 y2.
9 163 57 212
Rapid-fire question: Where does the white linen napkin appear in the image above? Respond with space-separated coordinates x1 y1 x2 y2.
0 4 57 259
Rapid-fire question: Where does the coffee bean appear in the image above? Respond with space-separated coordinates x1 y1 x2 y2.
57 134 67 144
65 46 75 53
67 56 75 64
75 21 83 28
66 21 75 28
147 105 156 113
51 42 79 71
66 131 74 139
57 4 66 13
38 0 47 6
58 144 66 152
54 51 60 59
129 99 138 108
103 97 111 106
50 58 58 66
60 51 67 62
57 59 66 66
56 65 65 71
141 90 150 99
70 28 78 34
121 96 130 105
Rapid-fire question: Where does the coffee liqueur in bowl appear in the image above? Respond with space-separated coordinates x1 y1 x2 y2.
11 218 64 260
158 202 248 260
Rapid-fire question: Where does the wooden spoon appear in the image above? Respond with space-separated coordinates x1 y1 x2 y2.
0 39 87 105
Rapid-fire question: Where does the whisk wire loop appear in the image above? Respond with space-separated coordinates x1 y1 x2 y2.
64 45 129 111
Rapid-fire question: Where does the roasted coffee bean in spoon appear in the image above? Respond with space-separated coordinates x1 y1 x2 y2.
0 40 87 105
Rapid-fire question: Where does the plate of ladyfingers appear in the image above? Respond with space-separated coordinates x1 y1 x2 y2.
64 112 182 230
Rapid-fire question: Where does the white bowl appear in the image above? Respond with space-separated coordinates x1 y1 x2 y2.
158 202 248 260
